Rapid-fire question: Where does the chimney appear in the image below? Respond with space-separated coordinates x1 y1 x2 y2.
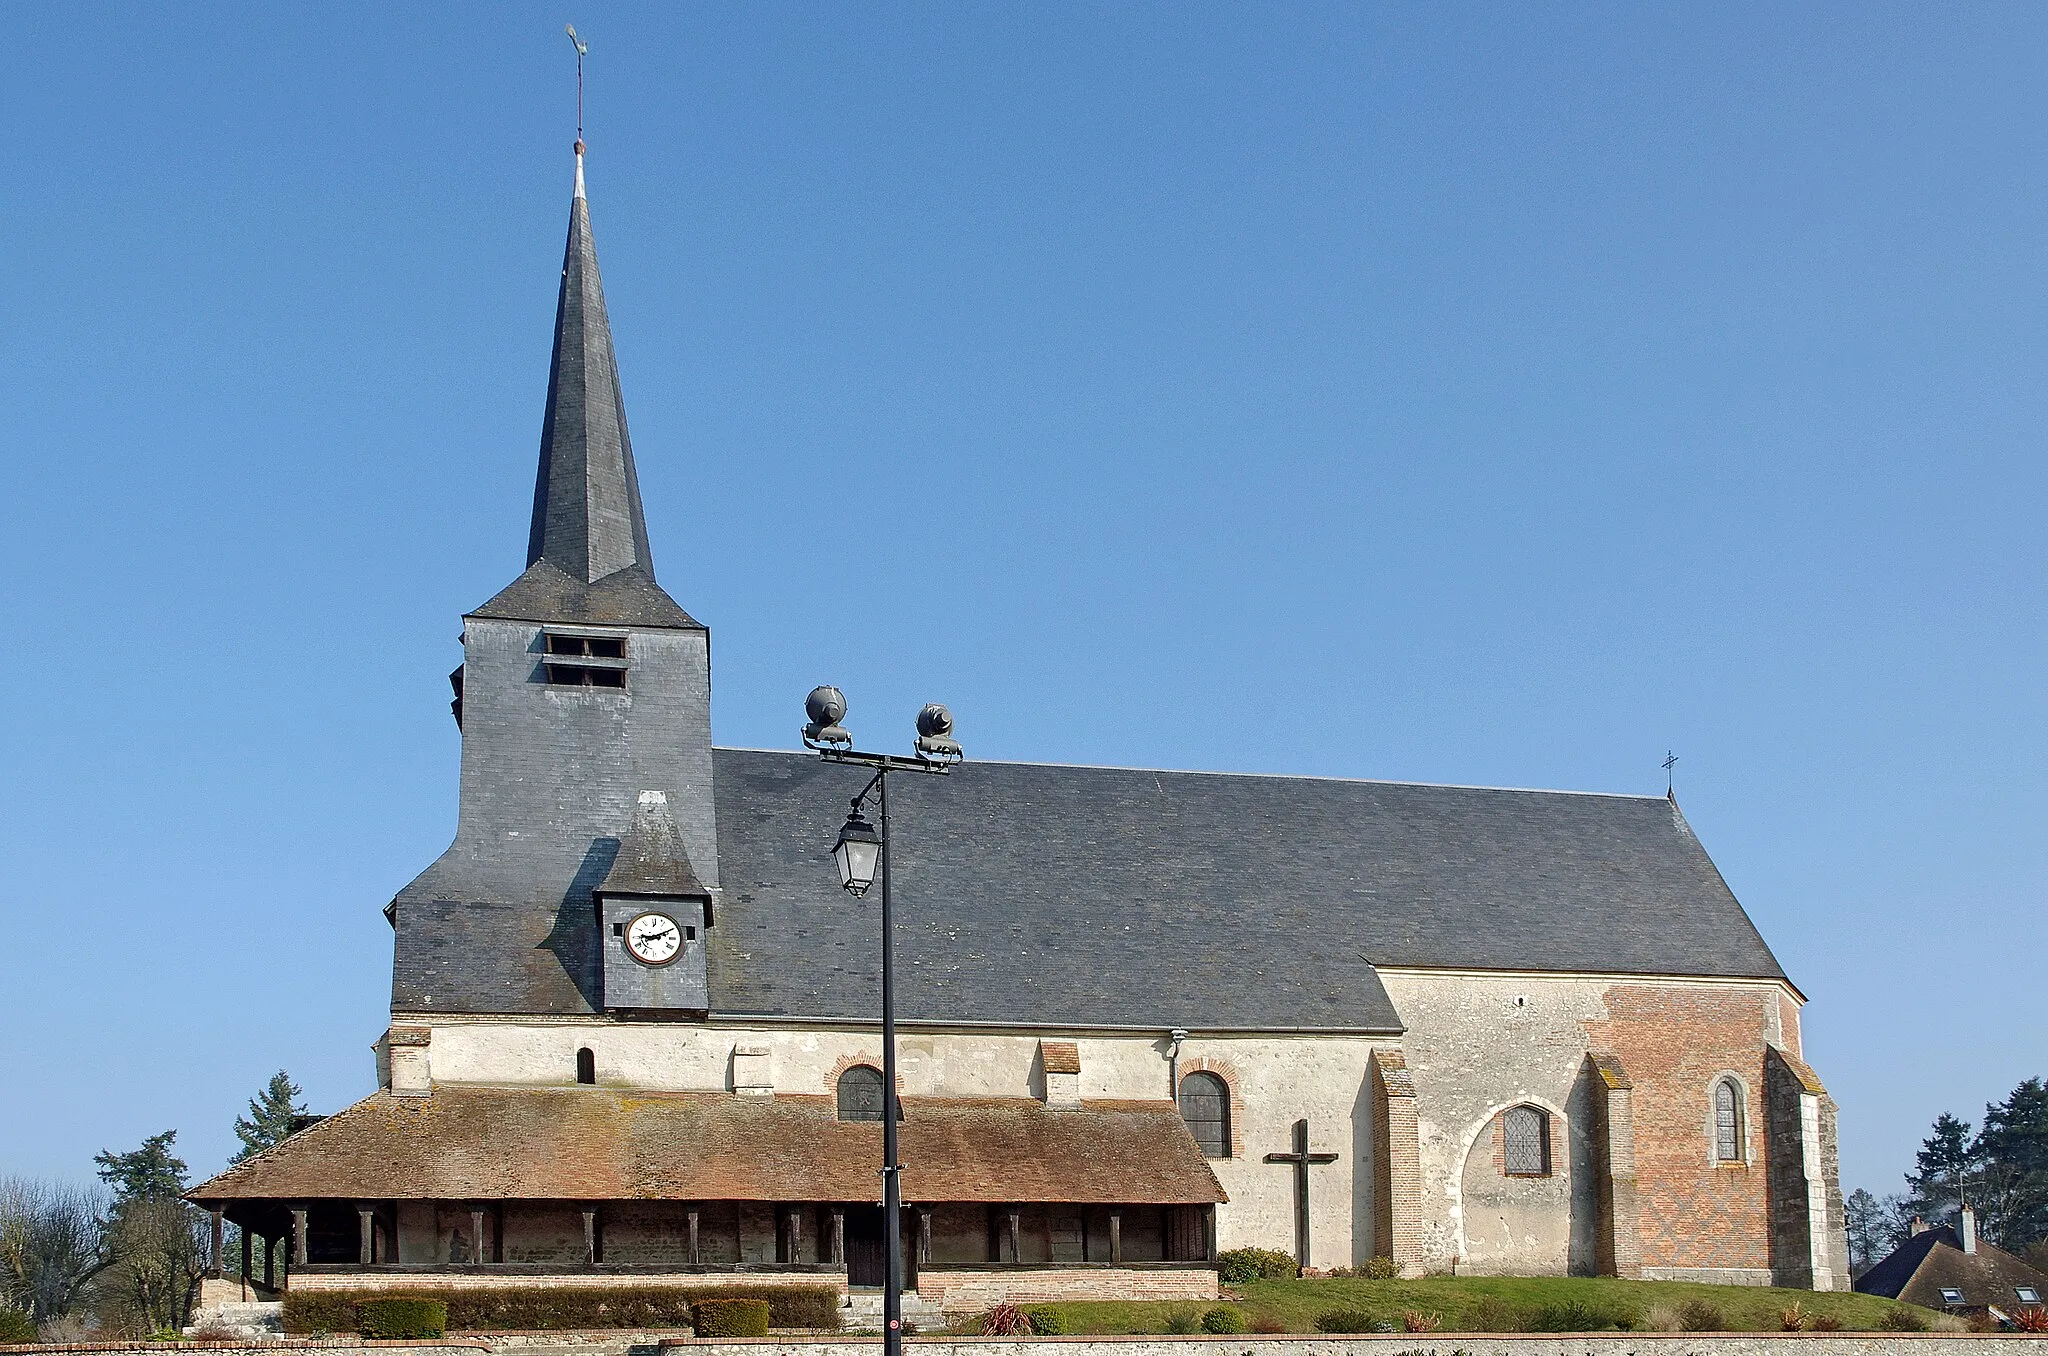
1910 1216 1929 1236
1959 1204 1977 1255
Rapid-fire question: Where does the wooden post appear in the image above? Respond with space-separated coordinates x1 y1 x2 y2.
1109 1211 1122 1264
829 1209 845 1266
262 1233 275 1289
209 1208 225 1278
240 1224 253 1299
917 1208 933 1266
582 1208 599 1265
1006 1209 1021 1264
470 1210 487 1264
360 1208 376 1265
688 1208 701 1266
291 1209 308 1267
1205 1205 1217 1261
786 1207 804 1264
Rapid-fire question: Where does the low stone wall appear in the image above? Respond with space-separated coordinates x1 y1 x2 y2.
913 1269 1217 1314
290 1272 847 1296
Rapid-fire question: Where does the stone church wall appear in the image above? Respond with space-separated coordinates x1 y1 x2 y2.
400 969 1821 1284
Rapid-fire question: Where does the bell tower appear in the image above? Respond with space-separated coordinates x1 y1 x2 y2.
390 143 717 1017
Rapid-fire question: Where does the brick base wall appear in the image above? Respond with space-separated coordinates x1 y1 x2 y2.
914 1267 1217 1313
289 1271 846 1295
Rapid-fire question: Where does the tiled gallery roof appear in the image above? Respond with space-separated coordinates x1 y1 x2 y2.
188 1087 1226 1207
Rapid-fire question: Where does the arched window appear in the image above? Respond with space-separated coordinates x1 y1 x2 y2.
1179 1072 1229 1158
575 1048 596 1085
1503 1105 1550 1176
1714 1079 1743 1161
838 1065 887 1122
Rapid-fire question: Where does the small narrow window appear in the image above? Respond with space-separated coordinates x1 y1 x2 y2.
575 1048 596 1085
838 1065 886 1122
1714 1079 1743 1161
1503 1105 1550 1175
1179 1072 1229 1158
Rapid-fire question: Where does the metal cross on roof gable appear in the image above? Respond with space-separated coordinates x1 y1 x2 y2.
1264 1117 1339 1270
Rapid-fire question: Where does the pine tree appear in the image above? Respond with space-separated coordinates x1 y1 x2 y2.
232 1071 307 1163
93 1131 189 1207
1904 1112 1975 1224
1976 1077 2048 1249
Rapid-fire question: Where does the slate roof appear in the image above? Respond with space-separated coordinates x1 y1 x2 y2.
187 1087 1226 1206
528 150 656 588
392 749 1787 1029
1855 1225 2048 1311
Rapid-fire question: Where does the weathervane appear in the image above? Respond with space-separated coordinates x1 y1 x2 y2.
566 24 589 147
1663 750 1678 800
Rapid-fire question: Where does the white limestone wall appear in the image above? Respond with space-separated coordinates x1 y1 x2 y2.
400 1019 1395 1268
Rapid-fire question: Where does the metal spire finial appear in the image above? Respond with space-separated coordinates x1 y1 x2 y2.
566 24 589 150
1663 750 1679 801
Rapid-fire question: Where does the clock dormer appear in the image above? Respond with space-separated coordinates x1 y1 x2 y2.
595 790 713 1013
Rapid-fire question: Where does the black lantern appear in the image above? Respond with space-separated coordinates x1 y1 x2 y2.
833 810 882 896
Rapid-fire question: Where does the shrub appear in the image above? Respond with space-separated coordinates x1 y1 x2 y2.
1314 1308 1378 1333
1402 1310 1442 1334
1022 1305 1067 1336
1676 1300 1725 1333
2010 1307 2048 1334
1249 1313 1288 1334
286 1284 837 1334
1358 1255 1400 1280
1531 1300 1606 1333
1780 1302 1811 1332
1202 1306 1247 1334
1467 1297 1527 1333
693 1299 769 1339
0 1310 37 1345
1809 1314 1843 1333
1162 1306 1203 1335
978 1304 1034 1337
1215 1247 1299 1284
1878 1306 1929 1333
1610 1306 1642 1332
357 1297 448 1340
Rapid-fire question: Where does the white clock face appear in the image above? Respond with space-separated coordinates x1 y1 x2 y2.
625 912 683 966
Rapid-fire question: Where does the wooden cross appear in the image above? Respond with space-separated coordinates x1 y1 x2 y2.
1264 1117 1339 1269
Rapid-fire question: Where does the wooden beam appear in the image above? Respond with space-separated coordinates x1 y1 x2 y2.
360 1207 376 1266
917 1208 933 1266
470 1210 487 1265
1006 1209 1021 1265
291 1209 308 1267
582 1208 598 1266
688 1208 701 1267
240 1225 253 1299
829 1209 845 1266
209 1208 225 1279
1109 1211 1122 1264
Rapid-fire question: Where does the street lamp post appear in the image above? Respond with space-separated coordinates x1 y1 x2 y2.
803 686 961 1356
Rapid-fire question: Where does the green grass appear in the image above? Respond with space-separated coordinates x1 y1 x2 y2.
1008 1277 1936 1335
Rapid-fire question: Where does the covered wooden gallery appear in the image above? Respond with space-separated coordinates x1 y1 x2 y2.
185 1085 1227 1294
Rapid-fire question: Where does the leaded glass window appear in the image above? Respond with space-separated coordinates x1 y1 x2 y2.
1503 1105 1549 1175
1715 1079 1742 1161
838 1065 886 1122
1180 1072 1229 1157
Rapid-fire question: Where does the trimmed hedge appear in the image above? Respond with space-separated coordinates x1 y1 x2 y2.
1021 1305 1067 1336
694 1299 770 1338
1201 1305 1247 1334
357 1297 447 1340
282 1283 840 1334
1216 1247 1298 1285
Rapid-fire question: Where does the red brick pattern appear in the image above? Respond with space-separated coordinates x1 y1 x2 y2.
915 1266 1217 1313
1585 986 1774 1273
1177 1057 1247 1158
1369 1049 1421 1275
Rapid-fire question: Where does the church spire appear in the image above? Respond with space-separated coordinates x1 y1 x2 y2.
527 140 656 585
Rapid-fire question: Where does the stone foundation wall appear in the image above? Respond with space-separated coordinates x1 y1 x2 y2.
11 1337 2044 1356
913 1267 1218 1313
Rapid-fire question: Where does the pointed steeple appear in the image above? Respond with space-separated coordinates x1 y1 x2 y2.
527 141 656 585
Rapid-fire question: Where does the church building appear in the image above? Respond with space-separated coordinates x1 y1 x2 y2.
189 143 1850 1312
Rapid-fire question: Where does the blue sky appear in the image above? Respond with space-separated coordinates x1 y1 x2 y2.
1 4 2041 1205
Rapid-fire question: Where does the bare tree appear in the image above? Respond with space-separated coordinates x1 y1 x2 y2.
96 1199 210 1336
0 1178 114 1322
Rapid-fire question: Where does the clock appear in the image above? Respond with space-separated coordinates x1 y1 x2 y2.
624 911 683 966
